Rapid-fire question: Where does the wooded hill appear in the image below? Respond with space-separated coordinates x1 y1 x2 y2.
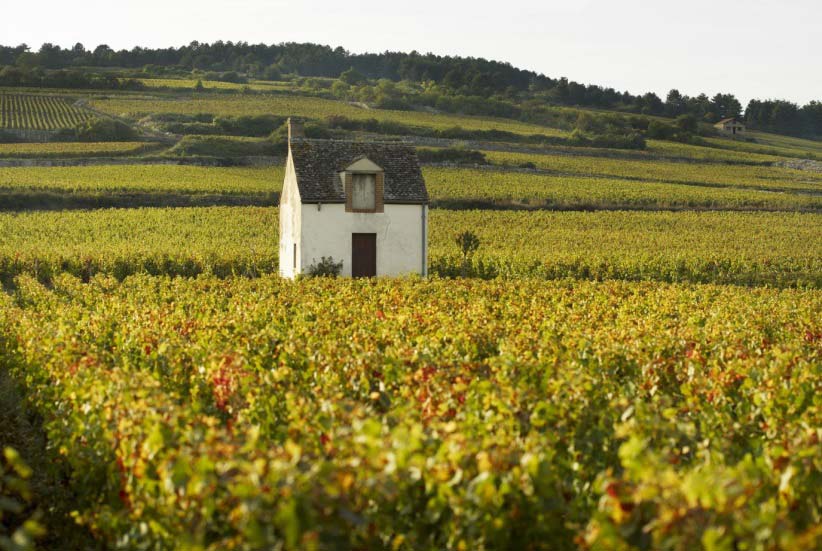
1 41 820 138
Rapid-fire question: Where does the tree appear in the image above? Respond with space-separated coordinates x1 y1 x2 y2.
675 114 698 134
639 92 664 115
92 44 113 60
769 101 800 134
331 80 349 99
339 67 365 85
646 120 674 140
800 101 822 136
262 64 282 81
665 89 686 117
455 231 480 277
443 69 462 89
709 93 742 121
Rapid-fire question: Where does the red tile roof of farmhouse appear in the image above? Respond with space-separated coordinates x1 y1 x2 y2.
716 117 741 124
289 139 429 204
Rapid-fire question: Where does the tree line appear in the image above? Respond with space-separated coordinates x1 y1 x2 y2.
0 42 819 137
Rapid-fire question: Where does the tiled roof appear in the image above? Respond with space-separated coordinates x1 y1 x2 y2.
716 117 741 124
289 139 428 204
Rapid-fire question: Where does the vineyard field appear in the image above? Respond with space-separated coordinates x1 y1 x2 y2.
0 141 161 158
705 131 822 161
479 149 822 193
0 165 279 194
424 167 822 211
1 207 819 287
1 275 819 549
645 139 784 164
2 163 819 212
134 77 292 91
0 92 95 130
2 63 822 551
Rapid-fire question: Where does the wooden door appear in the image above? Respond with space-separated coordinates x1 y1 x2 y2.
352 233 377 277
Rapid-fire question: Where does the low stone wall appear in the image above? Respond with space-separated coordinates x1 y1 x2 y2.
0 157 210 168
775 159 822 173
1 129 57 142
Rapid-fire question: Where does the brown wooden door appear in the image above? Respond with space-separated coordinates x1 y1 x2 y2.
352 233 377 277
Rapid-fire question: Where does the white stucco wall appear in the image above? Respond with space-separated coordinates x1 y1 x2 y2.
278 154 302 278
299 203 427 277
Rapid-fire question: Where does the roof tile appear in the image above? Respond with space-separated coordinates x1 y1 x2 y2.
289 139 428 204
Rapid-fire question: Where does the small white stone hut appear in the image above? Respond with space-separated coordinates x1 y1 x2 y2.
279 119 429 278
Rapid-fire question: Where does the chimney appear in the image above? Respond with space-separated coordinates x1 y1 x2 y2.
287 117 304 143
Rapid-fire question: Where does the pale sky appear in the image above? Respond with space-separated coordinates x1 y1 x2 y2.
3 0 820 105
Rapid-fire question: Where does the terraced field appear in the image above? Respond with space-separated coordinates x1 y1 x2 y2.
480 149 822 193
0 141 160 158
135 78 292 91
90 94 568 137
705 131 822 160
645 139 784 163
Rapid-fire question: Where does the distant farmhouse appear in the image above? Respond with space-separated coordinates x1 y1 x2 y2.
714 117 746 136
279 119 429 278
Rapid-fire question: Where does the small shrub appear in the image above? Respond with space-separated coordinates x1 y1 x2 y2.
455 231 480 277
73 118 140 142
306 257 343 277
0 130 21 144
416 148 487 165
166 136 279 158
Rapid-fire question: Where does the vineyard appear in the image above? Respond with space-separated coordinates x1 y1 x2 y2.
1 275 819 550
0 92 95 130
3 162 820 212
135 77 292 91
1 69 821 551
1 207 820 287
0 165 278 194
0 141 160 158
424 167 822 211
479 149 822 193
703 131 822 161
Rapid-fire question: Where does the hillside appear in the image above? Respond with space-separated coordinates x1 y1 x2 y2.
0 63 820 551
1 41 821 138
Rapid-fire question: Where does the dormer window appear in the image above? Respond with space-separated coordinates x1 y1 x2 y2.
343 157 384 213
352 173 376 210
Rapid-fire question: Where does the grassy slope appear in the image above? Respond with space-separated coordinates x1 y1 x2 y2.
704 132 822 161
89 94 567 137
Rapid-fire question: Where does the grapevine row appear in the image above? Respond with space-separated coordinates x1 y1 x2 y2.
1 275 819 549
0 93 95 130
1 207 819 287
0 163 818 212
